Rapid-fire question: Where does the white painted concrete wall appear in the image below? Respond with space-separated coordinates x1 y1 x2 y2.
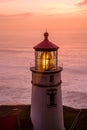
31 70 64 130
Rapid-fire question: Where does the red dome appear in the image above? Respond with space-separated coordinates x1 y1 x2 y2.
34 32 59 51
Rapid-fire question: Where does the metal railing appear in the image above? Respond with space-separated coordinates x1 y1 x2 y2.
69 109 82 130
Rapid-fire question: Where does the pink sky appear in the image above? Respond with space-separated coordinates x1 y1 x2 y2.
0 0 87 30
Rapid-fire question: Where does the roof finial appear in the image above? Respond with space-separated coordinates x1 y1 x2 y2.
44 28 49 40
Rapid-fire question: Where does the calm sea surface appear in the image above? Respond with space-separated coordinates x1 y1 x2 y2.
0 30 87 108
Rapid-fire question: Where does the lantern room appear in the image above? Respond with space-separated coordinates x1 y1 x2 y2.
34 32 59 71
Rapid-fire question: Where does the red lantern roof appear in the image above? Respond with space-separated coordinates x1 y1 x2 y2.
34 32 59 51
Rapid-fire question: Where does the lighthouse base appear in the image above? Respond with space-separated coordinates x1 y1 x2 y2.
31 86 64 130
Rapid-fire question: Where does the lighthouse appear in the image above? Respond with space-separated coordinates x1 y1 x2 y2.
30 32 64 130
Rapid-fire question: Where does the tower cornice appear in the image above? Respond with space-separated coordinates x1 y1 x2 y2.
30 66 63 74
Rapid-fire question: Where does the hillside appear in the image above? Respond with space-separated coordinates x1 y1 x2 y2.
0 105 87 130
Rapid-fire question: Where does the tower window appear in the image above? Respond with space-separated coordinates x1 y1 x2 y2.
47 89 57 108
50 75 54 82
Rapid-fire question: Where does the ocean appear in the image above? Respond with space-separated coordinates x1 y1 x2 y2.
0 29 87 108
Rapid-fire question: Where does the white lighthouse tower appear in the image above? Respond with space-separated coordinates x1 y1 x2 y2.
30 32 64 130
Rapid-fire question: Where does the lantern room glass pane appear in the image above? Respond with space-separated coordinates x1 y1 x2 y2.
35 51 57 71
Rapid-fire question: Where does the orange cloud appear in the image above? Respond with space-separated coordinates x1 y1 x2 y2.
0 0 11 2
76 0 87 6
0 12 33 19
0 12 87 32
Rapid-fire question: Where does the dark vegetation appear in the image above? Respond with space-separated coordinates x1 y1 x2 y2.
0 105 87 130
63 106 87 130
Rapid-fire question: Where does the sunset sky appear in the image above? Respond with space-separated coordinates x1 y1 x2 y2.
0 0 87 30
